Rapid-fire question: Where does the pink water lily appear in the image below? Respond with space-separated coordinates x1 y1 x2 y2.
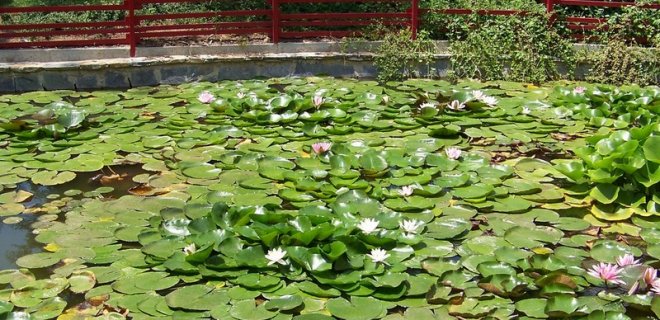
587 263 625 285
616 254 641 267
399 185 415 197
643 267 658 285
198 91 215 104
573 86 586 94
311 142 331 154
445 147 462 160
652 280 660 294
312 95 324 108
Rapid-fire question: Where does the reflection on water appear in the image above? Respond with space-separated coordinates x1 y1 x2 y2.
0 165 147 270
0 216 42 270
0 182 49 270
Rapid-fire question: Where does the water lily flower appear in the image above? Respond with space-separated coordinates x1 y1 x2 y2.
522 107 531 115
237 92 246 99
652 280 660 294
643 267 657 285
399 185 415 197
587 263 625 285
382 95 389 104
367 248 390 265
183 243 197 255
400 219 424 234
446 100 465 110
481 96 498 106
198 91 215 104
573 86 586 94
357 218 379 234
311 142 332 154
472 90 485 100
265 248 288 266
445 147 462 160
419 102 437 109
616 254 641 267
313 95 324 108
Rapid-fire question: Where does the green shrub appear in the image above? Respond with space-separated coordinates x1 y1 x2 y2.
374 29 436 82
448 13 575 84
585 40 660 86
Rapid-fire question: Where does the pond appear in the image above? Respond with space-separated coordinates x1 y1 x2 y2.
0 78 659 319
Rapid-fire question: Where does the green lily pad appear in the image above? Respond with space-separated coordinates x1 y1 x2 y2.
326 297 387 320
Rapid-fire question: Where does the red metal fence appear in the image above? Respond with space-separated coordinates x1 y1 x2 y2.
0 0 657 57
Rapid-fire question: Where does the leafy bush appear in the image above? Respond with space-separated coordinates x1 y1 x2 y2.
582 6 660 86
448 13 575 84
584 40 660 86
374 29 436 82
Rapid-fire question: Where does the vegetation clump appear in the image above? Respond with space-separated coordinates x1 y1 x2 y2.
0 78 659 319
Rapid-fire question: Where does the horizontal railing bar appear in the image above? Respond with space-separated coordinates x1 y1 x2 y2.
137 28 271 38
281 12 409 19
0 38 128 48
0 4 125 13
0 28 129 38
136 10 272 21
0 21 126 31
136 21 272 31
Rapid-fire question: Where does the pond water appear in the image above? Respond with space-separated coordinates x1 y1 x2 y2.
0 165 146 269
0 78 658 319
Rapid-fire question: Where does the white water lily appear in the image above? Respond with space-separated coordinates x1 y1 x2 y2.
382 95 389 104
481 96 498 106
472 90 485 100
398 185 415 197
367 248 390 265
183 243 197 255
237 92 246 99
446 100 465 110
357 218 379 234
400 219 424 234
419 102 437 109
265 248 288 266
522 107 531 115
445 147 462 160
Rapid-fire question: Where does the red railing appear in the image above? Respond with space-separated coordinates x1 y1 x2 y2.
0 0 657 56
550 0 660 41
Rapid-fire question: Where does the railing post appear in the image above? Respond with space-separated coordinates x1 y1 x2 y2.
271 0 280 43
126 0 136 57
545 0 556 25
411 0 418 39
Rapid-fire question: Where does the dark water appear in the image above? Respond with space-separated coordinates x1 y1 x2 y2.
0 165 147 270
